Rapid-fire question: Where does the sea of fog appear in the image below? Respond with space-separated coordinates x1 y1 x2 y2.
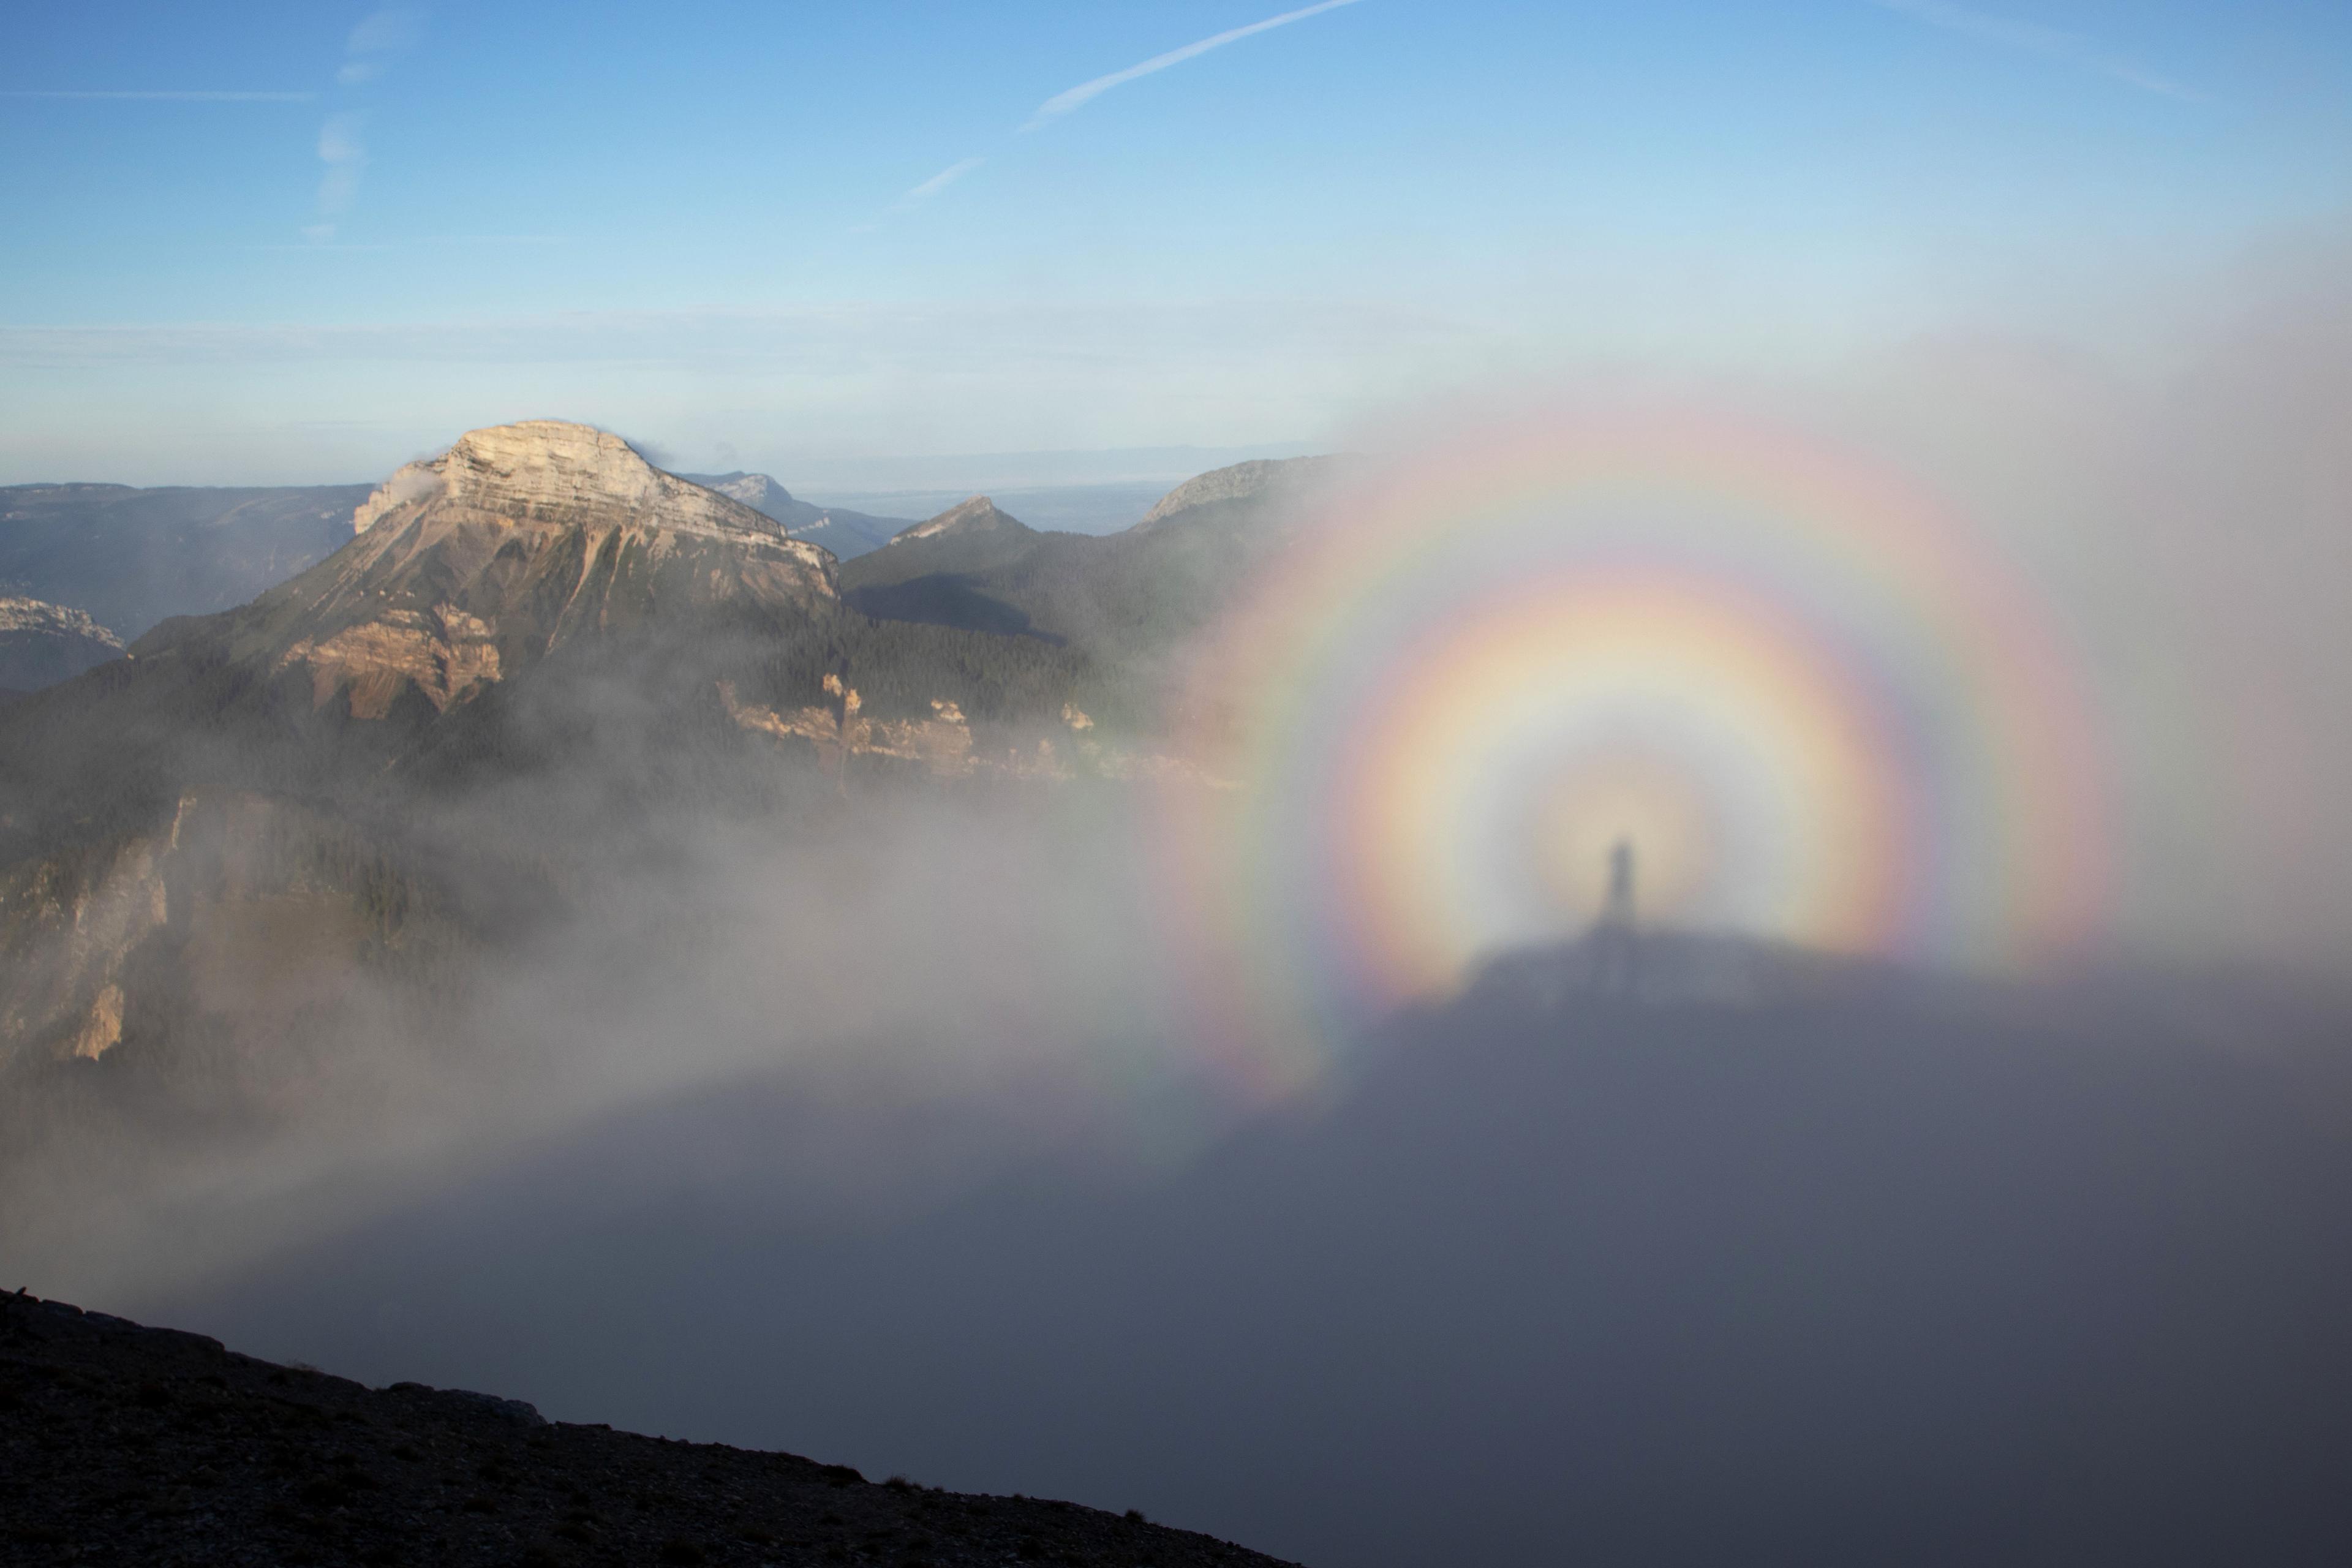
147 956 2352 1567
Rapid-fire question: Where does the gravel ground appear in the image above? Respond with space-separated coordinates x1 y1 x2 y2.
0 1292 1298 1568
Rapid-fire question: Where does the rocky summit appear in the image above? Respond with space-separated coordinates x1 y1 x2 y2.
138 421 839 720
0 1291 1295 1567
1130 458 1346 532
349 423 808 545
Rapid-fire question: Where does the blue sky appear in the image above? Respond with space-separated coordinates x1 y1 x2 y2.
3 1 2348 482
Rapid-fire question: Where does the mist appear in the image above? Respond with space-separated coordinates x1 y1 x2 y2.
143 960 2352 1566
6 241 2352 1566
1820 235 2352 969
1313 234 2352 973
1 767 1216 1305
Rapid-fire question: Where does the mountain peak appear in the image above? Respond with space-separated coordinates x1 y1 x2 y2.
695 472 796 513
674 472 910 560
352 421 786 543
1134 455 1343 531
891 496 1033 545
184 420 843 720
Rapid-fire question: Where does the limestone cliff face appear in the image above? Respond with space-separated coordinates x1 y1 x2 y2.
715 680 1216 788
350 423 819 545
0 794 413 1068
0 796 184 1061
165 421 839 720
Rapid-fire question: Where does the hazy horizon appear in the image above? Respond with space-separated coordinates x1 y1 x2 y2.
0 440 1327 500
8 2 2351 484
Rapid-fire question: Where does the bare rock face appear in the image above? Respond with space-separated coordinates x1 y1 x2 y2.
351 421 804 545
0 795 181 1062
0 596 124 690
889 495 1033 545
0 793 400 1069
189 421 839 720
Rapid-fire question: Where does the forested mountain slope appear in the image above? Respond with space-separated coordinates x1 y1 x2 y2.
840 456 1351 669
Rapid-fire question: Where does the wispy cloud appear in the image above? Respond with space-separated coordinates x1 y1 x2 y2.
304 10 424 241
1024 0 1367 129
0 90 315 102
312 113 368 236
1867 0 2206 102
892 157 986 210
252 233 570 253
415 233 570 246
339 7 426 86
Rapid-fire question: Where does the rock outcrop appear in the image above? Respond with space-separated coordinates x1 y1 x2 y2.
0 792 443 1069
0 596 124 690
350 423 816 547
717 679 1211 788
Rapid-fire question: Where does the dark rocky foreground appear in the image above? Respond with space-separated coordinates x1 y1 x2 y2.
0 1293 1295 1568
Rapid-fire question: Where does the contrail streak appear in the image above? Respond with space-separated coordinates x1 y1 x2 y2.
0 90 317 102
1025 0 1367 129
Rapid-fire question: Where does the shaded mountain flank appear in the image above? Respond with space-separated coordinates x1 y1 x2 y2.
839 458 1351 660
0 481 368 640
0 1291 1294 1568
680 473 910 560
842 499 1052 639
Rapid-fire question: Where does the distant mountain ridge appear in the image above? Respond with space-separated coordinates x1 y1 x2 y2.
682 470 908 558
840 454 1352 665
